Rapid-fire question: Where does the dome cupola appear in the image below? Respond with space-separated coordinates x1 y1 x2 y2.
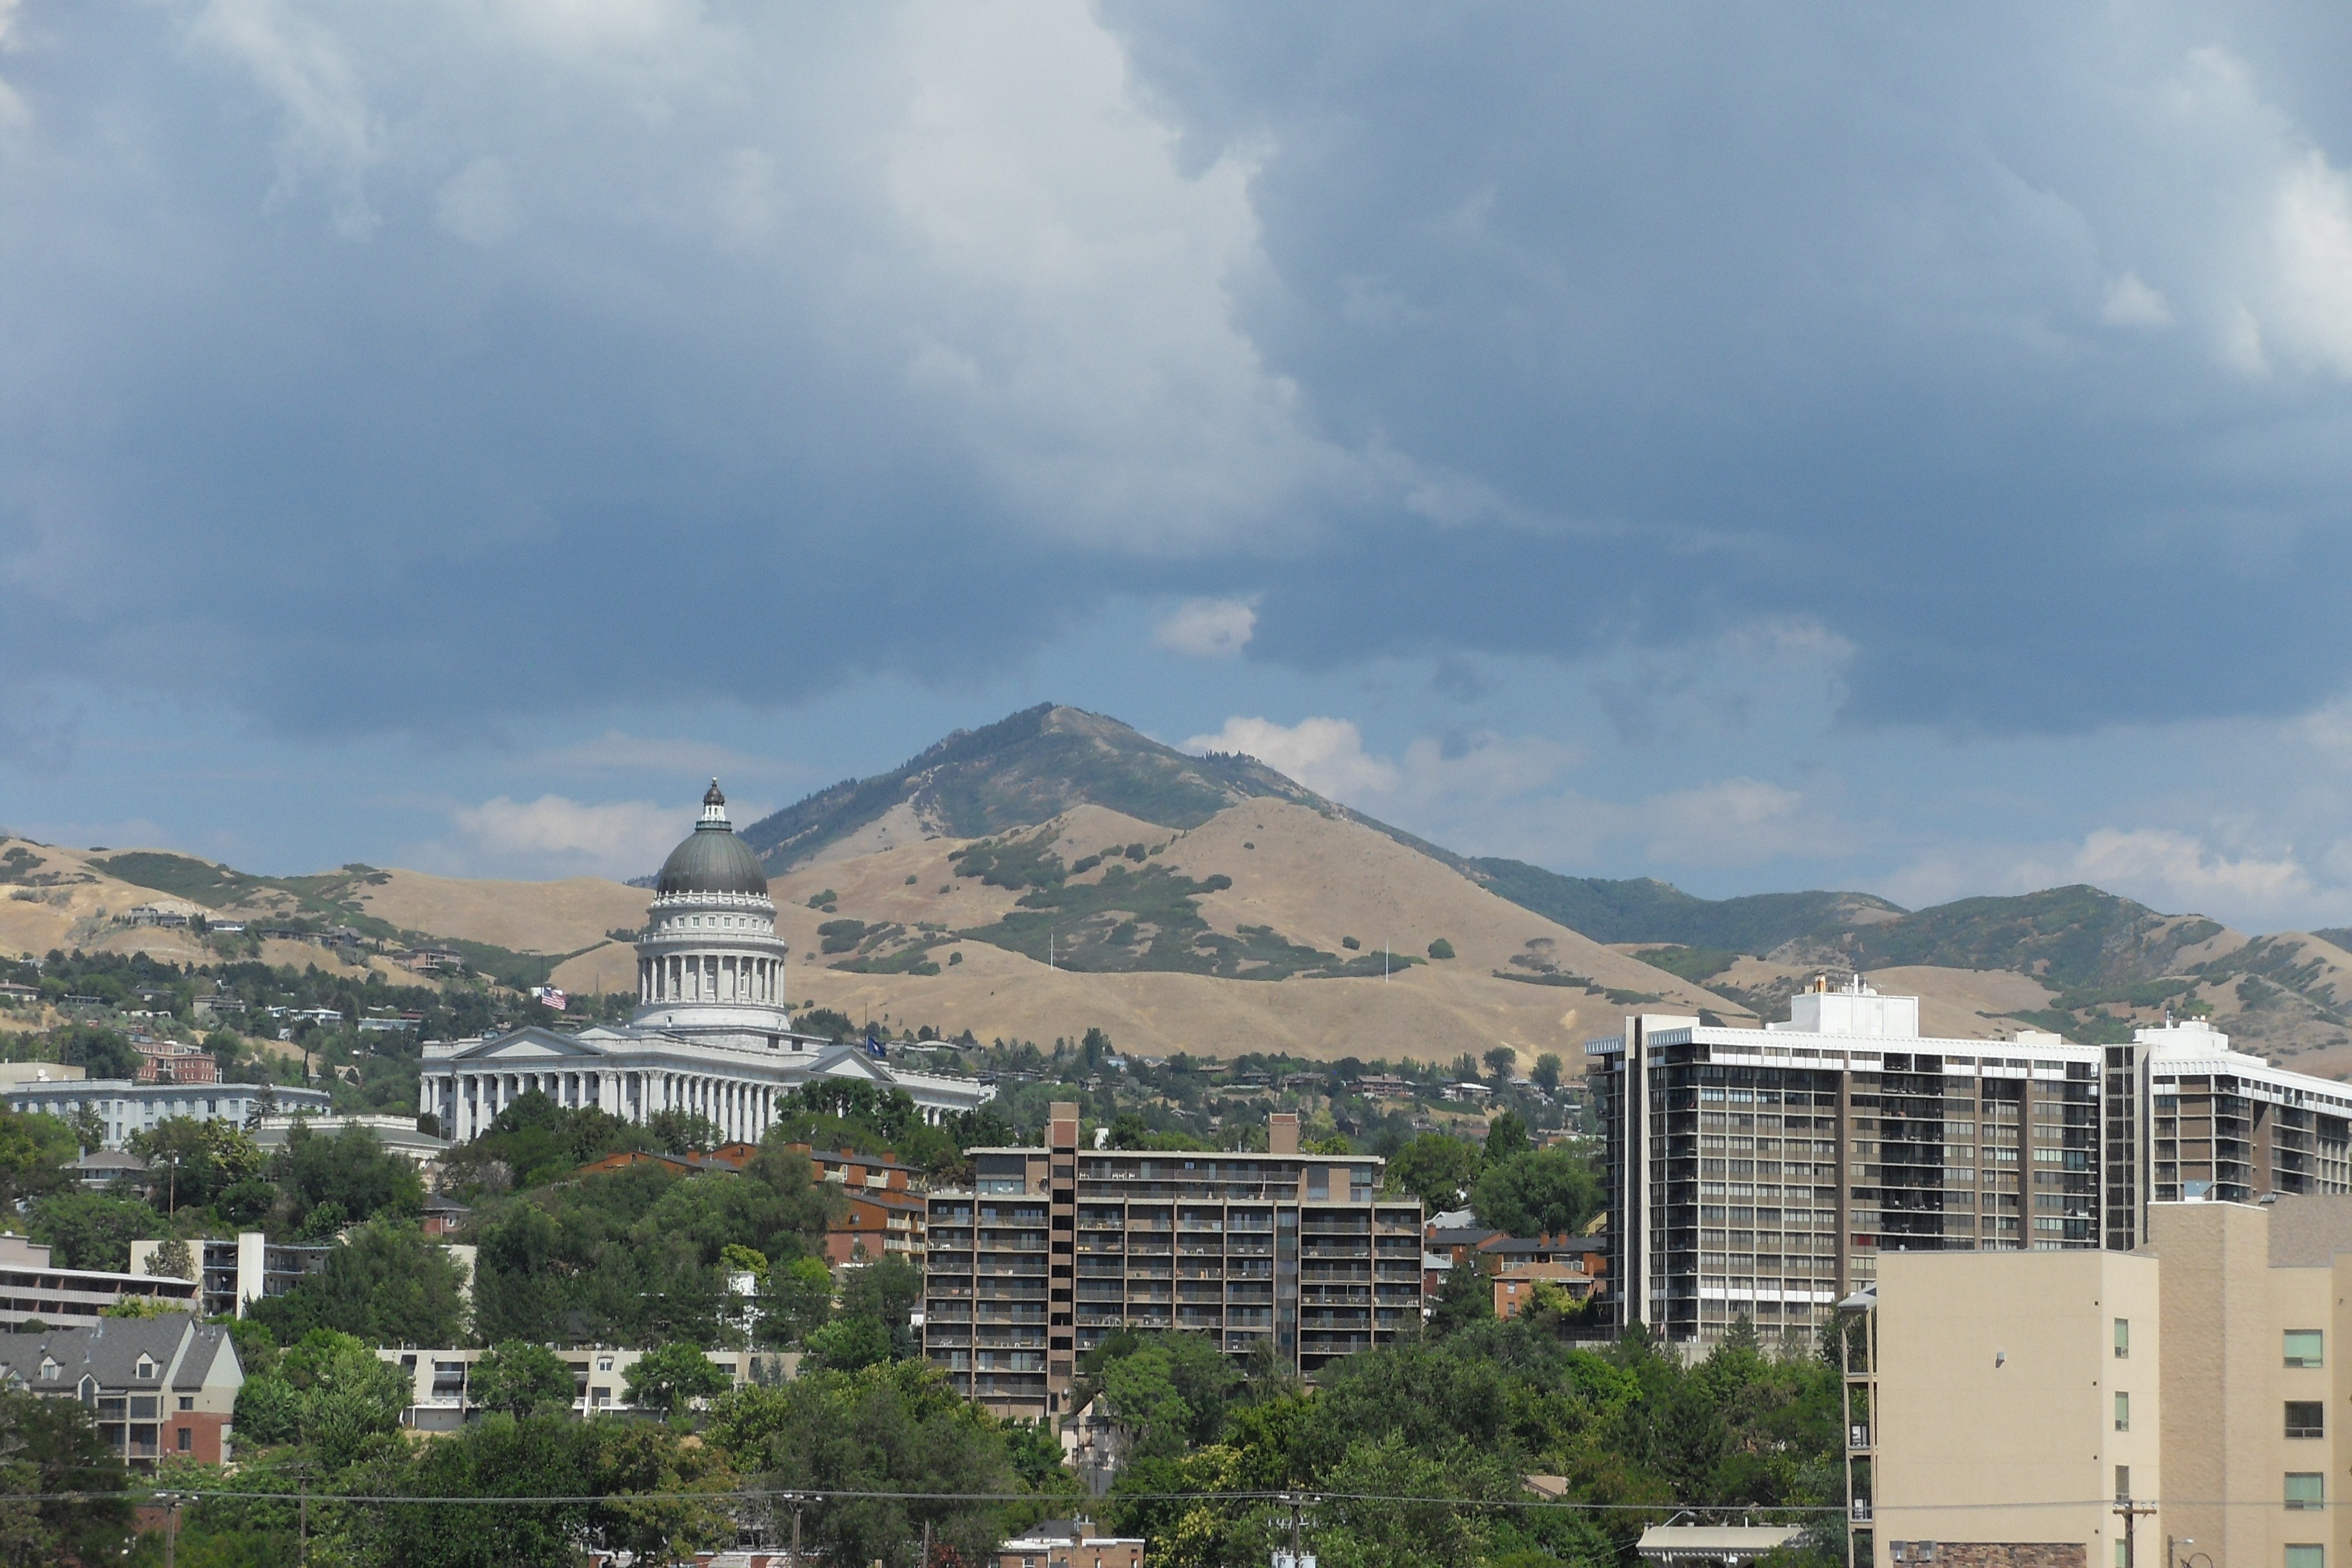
654 779 769 899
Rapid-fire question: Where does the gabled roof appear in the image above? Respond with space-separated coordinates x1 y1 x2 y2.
805 1044 899 1083
0 1315 238 1395
442 1026 608 1062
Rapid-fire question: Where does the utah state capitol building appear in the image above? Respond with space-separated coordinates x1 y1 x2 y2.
419 782 994 1142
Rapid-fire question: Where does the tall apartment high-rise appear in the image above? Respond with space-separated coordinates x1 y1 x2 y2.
921 1105 1424 1420
1589 976 2352 1346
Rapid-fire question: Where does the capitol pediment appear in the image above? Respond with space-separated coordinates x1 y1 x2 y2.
442 1026 605 1062
804 1043 899 1084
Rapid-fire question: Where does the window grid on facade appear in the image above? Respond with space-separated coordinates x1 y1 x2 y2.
2286 1473 2326 1511
2285 1401 2325 1439
2284 1329 2324 1368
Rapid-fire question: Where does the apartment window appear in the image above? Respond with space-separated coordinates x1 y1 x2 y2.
177 1396 193 1411
2114 1392 2130 1432
2113 1318 2130 1358
2115 1465 2132 1503
2286 1548 2325 1568
2286 1329 2324 1368
2116 1544 2130 1568
2286 1402 2326 1439
175 1427 191 1452
2288 1474 2326 1511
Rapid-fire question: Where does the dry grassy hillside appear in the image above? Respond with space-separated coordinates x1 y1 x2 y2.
748 798 1747 1063
350 869 646 957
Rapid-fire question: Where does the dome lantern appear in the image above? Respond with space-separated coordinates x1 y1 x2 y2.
653 779 769 899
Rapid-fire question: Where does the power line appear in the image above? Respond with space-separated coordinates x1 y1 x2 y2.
10 1481 2321 1512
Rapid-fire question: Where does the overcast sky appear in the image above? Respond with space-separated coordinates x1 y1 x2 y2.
7 2 2352 932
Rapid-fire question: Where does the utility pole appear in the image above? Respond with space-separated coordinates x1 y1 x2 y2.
778 1489 807 1568
2115 1492 2156 1568
1275 1491 1315 1568
161 1491 180 1568
923 1516 934 1568
289 1462 315 1567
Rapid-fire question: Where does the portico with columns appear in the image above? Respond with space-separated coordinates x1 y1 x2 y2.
417 783 992 1141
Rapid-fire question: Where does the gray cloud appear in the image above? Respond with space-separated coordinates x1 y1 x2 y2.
1107 3 2352 731
5 1 2352 750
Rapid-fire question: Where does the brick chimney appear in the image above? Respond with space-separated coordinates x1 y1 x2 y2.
1268 1112 1300 1155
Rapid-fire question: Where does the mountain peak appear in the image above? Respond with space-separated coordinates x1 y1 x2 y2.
738 703 1329 870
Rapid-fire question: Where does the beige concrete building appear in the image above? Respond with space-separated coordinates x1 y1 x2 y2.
1863 1195 2352 1568
1868 1248 2161 1568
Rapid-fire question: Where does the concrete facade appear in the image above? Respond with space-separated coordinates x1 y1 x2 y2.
0 1233 199 1326
1871 1248 2162 1568
1867 1196 2352 1568
1 1078 331 1150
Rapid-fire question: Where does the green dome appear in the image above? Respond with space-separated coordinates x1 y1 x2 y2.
654 783 769 898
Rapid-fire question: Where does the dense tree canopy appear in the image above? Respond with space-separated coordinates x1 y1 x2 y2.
470 1340 576 1418
247 1219 469 1347
470 1139 839 1346
0 1389 136 1566
1107 1320 1841 1568
709 1359 1032 1568
1471 1144 1603 1238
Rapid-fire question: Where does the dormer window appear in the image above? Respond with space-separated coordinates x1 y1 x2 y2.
135 1355 156 1380
38 1358 57 1381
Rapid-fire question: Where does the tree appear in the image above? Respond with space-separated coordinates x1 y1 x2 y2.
246 1219 469 1348
756 1255 835 1348
1483 1110 1531 1164
625 1342 730 1416
1483 1046 1518 1082
835 1255 925 1360
1385 1133 1482 1211
1426 938 1455 960
1095 1333 1237 1458
62 1103 105 1156
371 1411 607 1568
1531 1054 1564 1093
464 1148 841 1359
583 1418 741 1564
271 1121 424 1235
0 1109 77 1209
471 1340 577 1419
1471 1144 1602 1238
25 1191 156 1271
0 1389 136 1565
48 1024 139 1082
707 1360 1017 1568
1427 1259 1495 1337
803 1314 892 1373
231 1328 412 1467
146 1237 195 1280
128 1115 266 1212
